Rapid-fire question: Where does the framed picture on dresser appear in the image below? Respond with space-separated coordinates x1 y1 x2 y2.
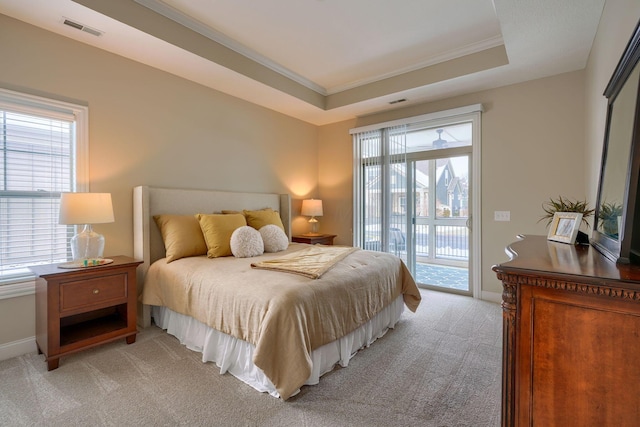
547 212 583 244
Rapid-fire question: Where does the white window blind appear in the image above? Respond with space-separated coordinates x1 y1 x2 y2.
353 125 407 252
0 88 88 285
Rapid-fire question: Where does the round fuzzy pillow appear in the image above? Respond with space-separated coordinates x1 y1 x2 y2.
260 224 289 253
230 226 264 258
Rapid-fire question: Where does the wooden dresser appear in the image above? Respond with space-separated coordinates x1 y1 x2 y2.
493 235 640 427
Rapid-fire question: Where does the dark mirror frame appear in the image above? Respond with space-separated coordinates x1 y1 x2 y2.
592 19 640 263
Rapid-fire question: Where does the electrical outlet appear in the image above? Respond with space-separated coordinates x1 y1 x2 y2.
494 211 511 221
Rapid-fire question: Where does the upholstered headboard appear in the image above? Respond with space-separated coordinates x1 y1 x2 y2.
132 185 291 326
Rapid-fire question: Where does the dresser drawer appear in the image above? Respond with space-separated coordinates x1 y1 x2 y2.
59 273 128 313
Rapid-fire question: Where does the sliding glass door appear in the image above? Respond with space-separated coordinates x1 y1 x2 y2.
352 105 481 297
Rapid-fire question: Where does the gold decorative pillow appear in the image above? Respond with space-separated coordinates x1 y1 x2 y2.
196 213 247 258
153 214 207 263
243 208 285 232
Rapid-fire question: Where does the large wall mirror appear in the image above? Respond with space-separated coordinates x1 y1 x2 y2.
592 19 640 263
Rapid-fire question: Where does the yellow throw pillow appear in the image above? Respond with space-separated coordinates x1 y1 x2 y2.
153 214 207 263
243 208 285 232
196 213 247 258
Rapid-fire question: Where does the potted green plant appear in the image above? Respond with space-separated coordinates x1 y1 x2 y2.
598 201 623 237
540 196 594 244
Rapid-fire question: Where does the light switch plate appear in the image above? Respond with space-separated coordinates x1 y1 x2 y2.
494 211 511 221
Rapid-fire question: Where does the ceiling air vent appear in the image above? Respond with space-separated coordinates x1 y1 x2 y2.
63 18 103 37
389 98 407 105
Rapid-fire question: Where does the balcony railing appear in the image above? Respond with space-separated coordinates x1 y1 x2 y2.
416 224 468 260
363 221 469 262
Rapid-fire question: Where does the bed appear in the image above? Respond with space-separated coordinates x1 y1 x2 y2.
133 186 421 399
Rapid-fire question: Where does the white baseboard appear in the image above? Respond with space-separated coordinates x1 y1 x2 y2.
0 336 37 362
481 290 502 304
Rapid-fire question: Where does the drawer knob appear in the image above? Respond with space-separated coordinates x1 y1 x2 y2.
93 289 99 295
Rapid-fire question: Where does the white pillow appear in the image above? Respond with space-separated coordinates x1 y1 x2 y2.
230 226 264 258
260 224 289 253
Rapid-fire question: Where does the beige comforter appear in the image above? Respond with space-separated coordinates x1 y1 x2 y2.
141 244 421 400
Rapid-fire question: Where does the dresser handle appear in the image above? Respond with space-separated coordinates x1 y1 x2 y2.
93 289 99 295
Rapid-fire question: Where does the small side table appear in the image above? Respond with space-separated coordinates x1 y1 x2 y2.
292 234 336 245
30 255 142 370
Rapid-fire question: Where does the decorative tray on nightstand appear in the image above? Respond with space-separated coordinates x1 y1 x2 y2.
58 258 114 269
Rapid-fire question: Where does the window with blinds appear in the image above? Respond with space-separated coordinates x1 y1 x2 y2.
0 88 88 285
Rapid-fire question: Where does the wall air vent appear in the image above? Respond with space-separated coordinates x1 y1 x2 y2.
63 18 103 37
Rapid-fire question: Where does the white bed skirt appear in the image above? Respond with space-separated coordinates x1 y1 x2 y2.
151 295 405 398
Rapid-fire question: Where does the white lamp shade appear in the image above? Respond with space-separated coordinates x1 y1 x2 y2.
301 199 323 217
59 192 115 225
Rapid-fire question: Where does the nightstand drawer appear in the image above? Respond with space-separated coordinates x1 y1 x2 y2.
60 273 128 313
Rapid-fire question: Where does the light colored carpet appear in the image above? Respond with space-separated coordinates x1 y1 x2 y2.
0 290 502 426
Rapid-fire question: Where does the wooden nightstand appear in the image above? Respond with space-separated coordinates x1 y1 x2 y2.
292 234 336 245
30 255 142 370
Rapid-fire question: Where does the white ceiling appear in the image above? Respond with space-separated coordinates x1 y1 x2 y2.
0 0 605 125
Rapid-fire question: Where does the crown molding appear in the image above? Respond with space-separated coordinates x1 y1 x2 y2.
326 36 505 95
134 0 328 95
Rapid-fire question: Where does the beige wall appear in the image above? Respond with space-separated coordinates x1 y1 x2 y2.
317 120 356 244
0 15 318 347
319 71 587 295
0 295 34 344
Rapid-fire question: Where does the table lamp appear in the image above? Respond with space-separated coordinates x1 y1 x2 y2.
301 199 323 236
58 192 114 260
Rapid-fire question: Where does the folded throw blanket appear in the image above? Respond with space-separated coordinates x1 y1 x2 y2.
251 245 358 279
